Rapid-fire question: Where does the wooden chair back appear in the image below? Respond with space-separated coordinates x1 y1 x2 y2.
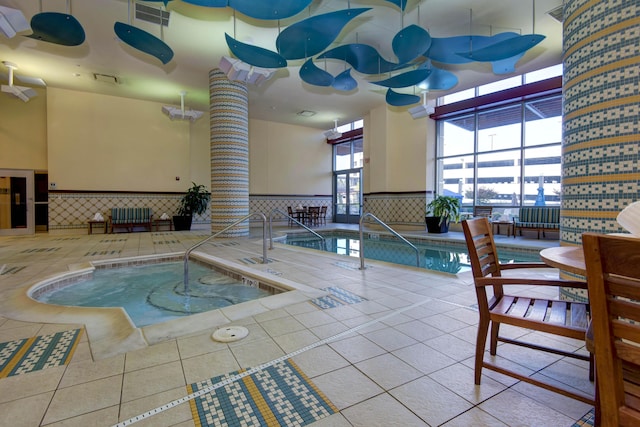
583 233 640 426
462 217 504 297
473 206 493 218
308 206 320 226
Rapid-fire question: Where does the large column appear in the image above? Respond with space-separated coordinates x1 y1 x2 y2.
209 69 249 236
561 0 639 245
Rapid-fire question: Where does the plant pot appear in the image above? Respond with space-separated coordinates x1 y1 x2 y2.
173 215 192 231
425 216 449 233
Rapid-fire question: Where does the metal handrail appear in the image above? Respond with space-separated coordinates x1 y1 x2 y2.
268 208 324 250
359 213 420 270
183 212 268 288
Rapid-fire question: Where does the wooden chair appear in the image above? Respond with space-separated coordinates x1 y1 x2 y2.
583 233 640 426
319 205 328 225
473 205 493 219
307 206 320 227
462 218 594 404
287 206 295 227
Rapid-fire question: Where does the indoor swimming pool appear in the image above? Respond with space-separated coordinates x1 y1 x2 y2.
34 261 274 327
285 231 540 274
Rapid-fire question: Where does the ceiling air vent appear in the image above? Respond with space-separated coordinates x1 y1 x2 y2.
135 2 170 27
547 5 563 23
93 73 119 84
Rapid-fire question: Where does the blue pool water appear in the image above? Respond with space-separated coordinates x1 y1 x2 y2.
37 262 271 327
285 232 539 274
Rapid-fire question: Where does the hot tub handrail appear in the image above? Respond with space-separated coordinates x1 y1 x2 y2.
359 212 420 270
268 208 324 250
184 212 268 287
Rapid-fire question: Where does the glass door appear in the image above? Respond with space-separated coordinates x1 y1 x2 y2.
0 169 34 235
334 170 361 224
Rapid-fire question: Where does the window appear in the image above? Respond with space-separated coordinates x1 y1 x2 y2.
436 92 562 209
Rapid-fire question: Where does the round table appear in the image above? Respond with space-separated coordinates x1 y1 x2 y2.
539 246 585 276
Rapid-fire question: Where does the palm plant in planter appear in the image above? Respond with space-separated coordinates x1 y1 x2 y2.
425 195 461 233
173 182 211 231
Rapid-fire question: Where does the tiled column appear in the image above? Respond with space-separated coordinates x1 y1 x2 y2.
560 0 639 299
209 69 249 236
562 0 639 245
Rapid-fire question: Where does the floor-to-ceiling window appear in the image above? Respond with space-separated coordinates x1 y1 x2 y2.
331 120 363 224
435 65 563 216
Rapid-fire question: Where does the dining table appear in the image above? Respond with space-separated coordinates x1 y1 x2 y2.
539 245 586 276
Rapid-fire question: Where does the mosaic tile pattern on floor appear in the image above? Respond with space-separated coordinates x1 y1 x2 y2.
310 286 367 309
188 359 337 427
0 328 83 378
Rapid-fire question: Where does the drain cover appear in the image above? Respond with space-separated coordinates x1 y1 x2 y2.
211 326 249 343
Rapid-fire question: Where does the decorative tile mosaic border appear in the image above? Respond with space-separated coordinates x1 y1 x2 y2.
188 359 337 427
0 329 83 378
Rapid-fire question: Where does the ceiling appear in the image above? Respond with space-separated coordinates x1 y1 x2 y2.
0 0 563 130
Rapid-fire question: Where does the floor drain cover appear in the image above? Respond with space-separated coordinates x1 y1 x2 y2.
211 326 249 343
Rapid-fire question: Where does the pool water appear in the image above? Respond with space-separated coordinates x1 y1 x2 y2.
285 233 539 274
37 262 271 327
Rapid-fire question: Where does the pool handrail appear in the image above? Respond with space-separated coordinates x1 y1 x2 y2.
183 212 268 288
268 208 325 250
359 213 420 270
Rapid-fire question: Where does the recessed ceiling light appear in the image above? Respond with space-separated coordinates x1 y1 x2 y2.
297 110 316 117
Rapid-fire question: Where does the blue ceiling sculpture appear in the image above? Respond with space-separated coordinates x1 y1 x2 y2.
27 12 85 46
300 59 334 87
318 44 405 75
392 24 431 64
455 34 545 62
416 65 458 91
228 0 313 20
386 89 421 107
371 68 432 88
276 9 371 60
114 22 174 64
225 33 288 69
332 69 357 91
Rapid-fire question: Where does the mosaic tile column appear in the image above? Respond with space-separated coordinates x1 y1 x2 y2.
562 0 639 246
209 69 249 236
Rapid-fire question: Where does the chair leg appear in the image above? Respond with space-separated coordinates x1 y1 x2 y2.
475 318 490 384
490 322 500 355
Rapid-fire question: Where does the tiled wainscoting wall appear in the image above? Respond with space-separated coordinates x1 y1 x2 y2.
249 195 333 223
363 192 429 227
48 192 209 233
47 193 336 232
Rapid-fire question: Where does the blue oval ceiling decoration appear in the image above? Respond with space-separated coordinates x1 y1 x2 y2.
299 59 334 87
228 0 312 20
27 12 85 46
182 0 227 6
225 33 287 68
416 66 458 90
276 8 371 60
427 32 521 64
490 53 526 74
392 25 431 64
114 22 174 64
318 44 404 75
456 34 545 62
371 68 432 88
332 69 357 91
385 89 420 107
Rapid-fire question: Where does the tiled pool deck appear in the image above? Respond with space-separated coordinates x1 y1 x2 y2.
0 224 594 426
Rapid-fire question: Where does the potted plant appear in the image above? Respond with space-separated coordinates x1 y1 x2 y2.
425 195 461 233
173 182 211 231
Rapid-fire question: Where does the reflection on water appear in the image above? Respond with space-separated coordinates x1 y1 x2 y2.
286 234 537 274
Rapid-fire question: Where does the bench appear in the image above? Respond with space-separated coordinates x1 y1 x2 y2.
514 206 560 239
109 207 152 233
